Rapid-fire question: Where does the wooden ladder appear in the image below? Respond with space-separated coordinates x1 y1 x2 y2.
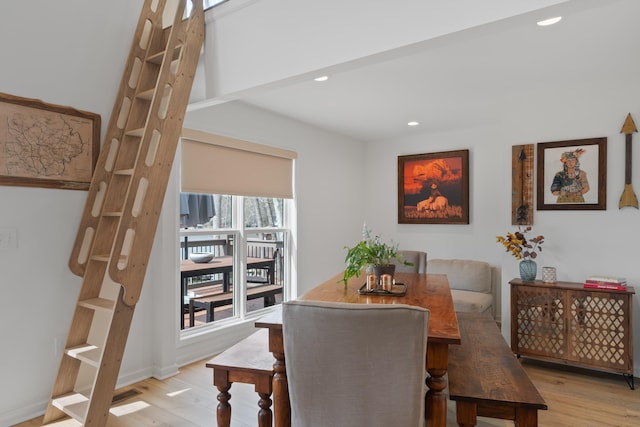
43 1 204 425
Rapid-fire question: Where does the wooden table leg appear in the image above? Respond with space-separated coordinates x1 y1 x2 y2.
269 327 290 427
215 382 231 427
515 407 538 427
272 349 290 427
455 401 477 427
255 368 274 427
257 392 273 427
425 342 449 427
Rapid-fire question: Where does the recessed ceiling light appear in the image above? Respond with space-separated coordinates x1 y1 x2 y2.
314 75 329 82
408 121 420 126
537 16 562 26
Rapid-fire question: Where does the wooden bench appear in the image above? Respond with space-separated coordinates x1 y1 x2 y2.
189 284 282 326
206 329 274 427
448 311 547 427
187 282 225 297
184 283 224 323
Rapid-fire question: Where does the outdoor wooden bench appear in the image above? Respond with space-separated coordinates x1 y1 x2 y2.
448 311 547 427
188 283 225 297
206 329 274 427
189 284 282 326
184 283 223 318
246 274 269 284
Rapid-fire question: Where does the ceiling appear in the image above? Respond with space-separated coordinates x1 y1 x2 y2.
229 0 639 142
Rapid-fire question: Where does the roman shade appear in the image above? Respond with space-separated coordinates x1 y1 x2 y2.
180 128 297 198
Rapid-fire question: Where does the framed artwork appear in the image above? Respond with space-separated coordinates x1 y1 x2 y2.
536 137 607 210
512 144 534 225
0 92 100 190
398 149 469 224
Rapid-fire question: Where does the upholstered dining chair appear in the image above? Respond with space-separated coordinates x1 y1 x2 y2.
394 250 427 273
282 300 429 427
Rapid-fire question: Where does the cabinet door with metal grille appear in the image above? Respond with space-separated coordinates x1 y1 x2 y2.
511 283 566 359
567 290 633 373
510 279 634 389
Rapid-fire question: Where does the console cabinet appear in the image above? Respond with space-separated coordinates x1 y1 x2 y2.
510 279 634 388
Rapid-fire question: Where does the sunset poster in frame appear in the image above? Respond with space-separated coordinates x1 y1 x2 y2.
536 137 606 210
398 149 469 224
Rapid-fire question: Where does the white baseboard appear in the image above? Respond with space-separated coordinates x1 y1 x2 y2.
1 366 156 426
0 399 47 427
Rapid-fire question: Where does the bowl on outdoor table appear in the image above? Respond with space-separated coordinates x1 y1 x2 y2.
189 252 214 263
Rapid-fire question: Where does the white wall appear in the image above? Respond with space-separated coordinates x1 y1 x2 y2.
0 1 146 424
166 102 366 369
183 101 366 292
363 62 640 374
202 0 567 99
0 0 360 424
0 76 364 427
3 0 638 424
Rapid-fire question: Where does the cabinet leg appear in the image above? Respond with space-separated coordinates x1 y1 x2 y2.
623 374 635 390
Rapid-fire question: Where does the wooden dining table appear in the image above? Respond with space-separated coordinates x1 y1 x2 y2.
255 271 461 427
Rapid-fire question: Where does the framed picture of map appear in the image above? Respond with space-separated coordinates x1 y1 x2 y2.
0 92 100 190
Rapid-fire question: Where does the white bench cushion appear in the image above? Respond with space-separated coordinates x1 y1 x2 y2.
429 259 492 293
450 289 493 313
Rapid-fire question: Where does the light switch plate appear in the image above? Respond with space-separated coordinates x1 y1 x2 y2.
0 227 18 250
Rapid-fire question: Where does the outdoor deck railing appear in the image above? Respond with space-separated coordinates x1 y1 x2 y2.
180 235 284 285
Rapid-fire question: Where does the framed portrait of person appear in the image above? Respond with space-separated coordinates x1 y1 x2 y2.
536 137 607 210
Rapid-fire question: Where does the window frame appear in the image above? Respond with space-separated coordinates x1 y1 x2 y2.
179 195 292 336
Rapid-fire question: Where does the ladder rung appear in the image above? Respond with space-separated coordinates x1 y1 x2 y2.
52 392 88 423
66 344 101 367
147 43 183 65
125 128 145 137
137 88 155 100
146 51 165 65
113 168 135 176
79 297 115 312
45 1 205 425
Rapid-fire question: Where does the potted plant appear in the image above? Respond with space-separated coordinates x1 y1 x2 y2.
341 226 413 285
496 226 544 281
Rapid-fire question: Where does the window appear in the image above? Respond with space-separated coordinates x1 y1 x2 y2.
179 194 289 329
185 0 228 16
179 129 296 331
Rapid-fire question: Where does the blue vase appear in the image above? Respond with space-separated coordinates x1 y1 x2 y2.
519 260 537 281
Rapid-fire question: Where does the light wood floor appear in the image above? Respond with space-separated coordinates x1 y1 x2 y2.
15 358 639 427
